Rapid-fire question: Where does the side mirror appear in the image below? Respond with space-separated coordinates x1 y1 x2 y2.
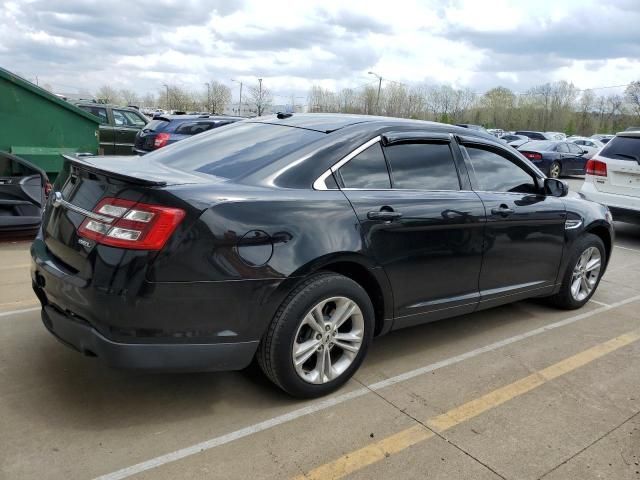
545 178 569 197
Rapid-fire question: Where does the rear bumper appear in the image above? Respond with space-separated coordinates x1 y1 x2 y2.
41 305 259 371
580 181 640 219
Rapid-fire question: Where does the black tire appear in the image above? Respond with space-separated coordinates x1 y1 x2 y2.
548 233 606 310
257 272 374 398
549 161 561 178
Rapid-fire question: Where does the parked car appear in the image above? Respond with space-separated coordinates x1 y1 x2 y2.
624 126 640 132
455 123 490 134
569 137 604 159
501 134 529 148
581 130 640 223
518 140 589 178
75 103 149 155
487 128 504 137
32 114 613 398
546 132 567 140
0 151 49 232
591 134 615 144
515 130 551 141
134 115 242 154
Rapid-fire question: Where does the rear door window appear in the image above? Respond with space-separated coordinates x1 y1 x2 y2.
383 143 460 190
339 142 391 189
599 136 640 162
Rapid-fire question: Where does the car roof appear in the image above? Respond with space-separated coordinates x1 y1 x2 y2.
617 130 640 138
249 113 497 139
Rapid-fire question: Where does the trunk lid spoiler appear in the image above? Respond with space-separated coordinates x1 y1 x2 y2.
61 154 215 186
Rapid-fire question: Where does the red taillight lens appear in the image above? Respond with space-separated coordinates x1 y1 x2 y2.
586 159 608 176
77 198 185 250
154 133 170 149
522 152 542 160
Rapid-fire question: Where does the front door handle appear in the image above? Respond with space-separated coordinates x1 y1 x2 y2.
491 205 514 216
367 210 403 221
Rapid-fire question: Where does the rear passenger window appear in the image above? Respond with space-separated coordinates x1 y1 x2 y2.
339 142 391 189
465 146 537 194
384 143 460 190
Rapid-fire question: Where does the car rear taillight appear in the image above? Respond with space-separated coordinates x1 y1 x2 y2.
154 133 170 149
77 198 185 250
522 152 542 160
586 159 608 176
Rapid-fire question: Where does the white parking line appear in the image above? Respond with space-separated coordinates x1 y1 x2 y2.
0 306 40 318
589 299 611 307
93 293 640 480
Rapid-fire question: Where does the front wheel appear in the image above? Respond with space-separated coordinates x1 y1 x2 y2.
257 272 374 398
548 233 606 309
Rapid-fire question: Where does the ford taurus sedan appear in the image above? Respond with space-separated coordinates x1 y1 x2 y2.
31 114 613 398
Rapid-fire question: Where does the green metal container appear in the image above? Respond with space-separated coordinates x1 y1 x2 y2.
0 67 100 179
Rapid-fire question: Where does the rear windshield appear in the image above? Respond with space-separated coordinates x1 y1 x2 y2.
516 131 546 140
599 136 640 162
143 119 169 132
174 121 225 135
150 122 325 179
520 140 556 151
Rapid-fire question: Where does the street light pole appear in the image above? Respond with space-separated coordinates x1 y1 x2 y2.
368 71 382 115
231 79 243 116
204 82 211 113
258 78 263 116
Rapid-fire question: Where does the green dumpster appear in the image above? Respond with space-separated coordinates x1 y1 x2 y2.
0 67 100 180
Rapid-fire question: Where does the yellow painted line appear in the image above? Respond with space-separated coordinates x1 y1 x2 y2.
295 329 640 480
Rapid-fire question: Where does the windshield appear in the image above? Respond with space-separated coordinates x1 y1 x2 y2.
150 122 325 179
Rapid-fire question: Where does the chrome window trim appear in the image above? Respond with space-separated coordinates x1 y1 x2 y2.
312 136 383 190
51 192 114 223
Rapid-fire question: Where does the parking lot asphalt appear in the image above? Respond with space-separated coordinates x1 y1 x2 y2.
2 177 640 480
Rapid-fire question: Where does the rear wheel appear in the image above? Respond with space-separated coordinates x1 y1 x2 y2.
257 272 374 398
549 161 561 178
548 233 605 309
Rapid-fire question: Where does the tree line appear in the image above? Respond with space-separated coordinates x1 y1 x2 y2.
94 79 273 116
91 78 640 135
308 80 640 135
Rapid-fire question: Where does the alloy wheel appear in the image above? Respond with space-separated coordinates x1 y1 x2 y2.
550 162 561 178
292 296 364 384
570 246 602 301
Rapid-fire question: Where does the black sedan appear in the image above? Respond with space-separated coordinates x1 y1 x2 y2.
31 114 613 398
518 140 589 178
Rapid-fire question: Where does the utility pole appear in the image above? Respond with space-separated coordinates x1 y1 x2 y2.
368 71 382 115
258 78 263 116
162 84 169 110
231 79 243 116
204 82 211 113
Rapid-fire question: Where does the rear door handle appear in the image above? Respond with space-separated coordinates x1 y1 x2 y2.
491 205 514 216
367 211 403 221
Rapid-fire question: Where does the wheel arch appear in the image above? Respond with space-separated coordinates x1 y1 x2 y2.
584 223 612 266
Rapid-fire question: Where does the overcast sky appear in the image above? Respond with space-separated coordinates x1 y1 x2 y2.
1 0 639 103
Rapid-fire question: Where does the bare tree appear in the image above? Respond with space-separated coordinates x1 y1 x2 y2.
209 81 232 114
625 81 640 120
96 85 121 105
119 89 139 106
248 79 273 116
